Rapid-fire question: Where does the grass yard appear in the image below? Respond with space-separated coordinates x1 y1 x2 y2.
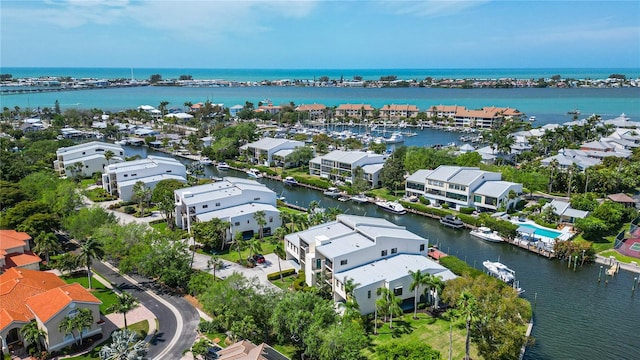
365 313 480 360
63 272 120 314
204 240 280 264
269 273 297 290
599 249 639 264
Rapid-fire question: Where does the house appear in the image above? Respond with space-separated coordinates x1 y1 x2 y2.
405 166 522 211
379 104 419 120
174 177 281 240
240 138 306 166
257 104 282 116
540 149 601 170
284 215 456 314
53 141 125 177
335 104 375 118
607 193 638 208
295 104 327 120
229 105 244 117
213 340 290 360
309 150 388 187
101 155 187 201
545 200 589 223
0 230 40 272
0 268 102 354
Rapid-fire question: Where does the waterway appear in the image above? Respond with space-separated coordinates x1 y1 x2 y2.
125 145 640 360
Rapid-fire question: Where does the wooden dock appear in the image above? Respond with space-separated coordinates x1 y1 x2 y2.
503 237 556 259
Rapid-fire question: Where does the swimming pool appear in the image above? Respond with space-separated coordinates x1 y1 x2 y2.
518 223 562 239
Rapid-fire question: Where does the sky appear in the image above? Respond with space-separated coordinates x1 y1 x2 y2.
1 0 639 69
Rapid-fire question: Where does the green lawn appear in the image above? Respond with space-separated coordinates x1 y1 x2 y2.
202 239 279 264
269 273 297 290
365 313 480 360
62 272 119 314
599 249 640 264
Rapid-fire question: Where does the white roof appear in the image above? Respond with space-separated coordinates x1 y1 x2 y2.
240 137 304 152
56 141 123 154
473 181 521 197
336 254 457 288
195 203 278 222
406 169 433 184
164 112 193 119
117 174 186 188
104 155 183 173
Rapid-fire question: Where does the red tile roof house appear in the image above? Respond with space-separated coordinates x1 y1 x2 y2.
0 268 102 355
295 104 327 120
0 230 41 273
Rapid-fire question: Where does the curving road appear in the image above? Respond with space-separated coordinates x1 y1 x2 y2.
92 261 200 359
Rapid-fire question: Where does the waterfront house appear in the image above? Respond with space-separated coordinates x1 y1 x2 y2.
295 104 327 120
309 150 387 188
54 141 124 177
174 177 280 240
405 165 522 211
379 104 419 120
335 103 375 119
540 150 601 170
0 230 40 273
240 137 306 166
257 104 282 116
284 215 456 314
101 155 187 201
544 200 589 224
0 268 101 354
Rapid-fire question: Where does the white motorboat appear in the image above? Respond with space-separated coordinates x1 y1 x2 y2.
351 193 370 204
283 176 298 186
323 187 341 197
216 162 230 170
375 200 407 215
337 195 351 202
470 226 504 242
246 168 263 178
528 116 536 122
440 215 465 229
483 260 524 295
199 156 213 165
384 131 405 144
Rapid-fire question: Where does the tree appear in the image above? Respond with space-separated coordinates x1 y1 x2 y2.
58 315 77 346
99 329 148 360
457 292 478 360
425 274 444 310
52 252 79 276
74 308 94 345
376 287 401 328
151 179 185 229
21 321 46 353
288 146 315 168
380 146 407 194
62 206 116 240
271 235 286 282
231 232 246 264
149 74 162 84
104 150 115 165
132 181 151 217
351 166 370 194
376 341 441 360
253 210 267 241
247 239 263 262
408 270 428 319
77 238 104 289
107 292 138 330
33 231 62 263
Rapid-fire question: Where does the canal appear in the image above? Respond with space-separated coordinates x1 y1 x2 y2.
126 145 640 360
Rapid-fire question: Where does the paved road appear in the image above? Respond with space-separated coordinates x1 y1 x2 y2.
92 261 200 359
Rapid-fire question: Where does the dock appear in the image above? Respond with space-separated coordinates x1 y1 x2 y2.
503 237 556 259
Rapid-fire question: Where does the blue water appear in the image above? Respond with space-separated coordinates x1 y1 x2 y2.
518 223 562 239
3 67 640 81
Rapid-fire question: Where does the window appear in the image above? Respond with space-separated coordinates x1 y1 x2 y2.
215 202 220 206
340 259 348 266
316 258 322 270
394 287 403 296
420 244 425 251
269 217 273 223
166 170 172 173
254 197 260 201
391 248 397 254
124 174 128 177
131 173 137 176
381 250 388 257
367 290 371 299
474 195 482 203
202 205 208 209
235 222 240 226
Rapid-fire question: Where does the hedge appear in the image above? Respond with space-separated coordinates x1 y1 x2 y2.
399 201 450 218
439 255 484 277
459 207 475 215
267 268 297 280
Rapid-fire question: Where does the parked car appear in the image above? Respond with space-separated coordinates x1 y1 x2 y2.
253 254 266 264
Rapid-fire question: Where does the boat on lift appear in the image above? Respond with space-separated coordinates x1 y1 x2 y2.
483 260 525 295
375 200 407 215
351 194 370 204
216 162 230 170
198 157 213 165
283 176 298 186
246 168 263 179
323 187 341 197
440 215 465 229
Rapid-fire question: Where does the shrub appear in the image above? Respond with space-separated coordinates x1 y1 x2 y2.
457 214 482 227
267 268 297 280
459 207 475 215
439 256 483 277
419 197 430 205
123 206 136 214
441 203 449 209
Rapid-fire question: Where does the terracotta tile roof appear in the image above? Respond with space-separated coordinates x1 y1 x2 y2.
3 252 41 268
216 340 268 360
607 193 636 203
380 104 419 111
26 283 101 323
0 268 65 331
336 104 374 111
0 308 30 331
0 230 32 242
296 104 326 111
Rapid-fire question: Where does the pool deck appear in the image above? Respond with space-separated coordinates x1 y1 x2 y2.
501 219 576 259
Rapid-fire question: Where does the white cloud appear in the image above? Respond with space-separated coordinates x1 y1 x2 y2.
382 0 491 18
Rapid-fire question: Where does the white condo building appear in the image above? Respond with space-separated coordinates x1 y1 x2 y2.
309 150 388 188
101 155 187 201
406 166 522 211
54 141 124 177
284 215 456 314
240 137 306 167
174 177 281 240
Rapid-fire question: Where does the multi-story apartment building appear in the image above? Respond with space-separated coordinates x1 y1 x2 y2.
309 150 387 187
295 104 327 120
379 104 419 120
53 141 124 177
335 104 375 118
284 215 456 314
174 177 280 240
406 166 522 211
240 137 306 166
101 155 187 201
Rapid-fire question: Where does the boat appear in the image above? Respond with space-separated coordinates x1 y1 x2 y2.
338 195 351 202
567 109 581 115
323 187 341 197
440 215 465 229
216 162 230 170
483 260 524 295
528 116 536 122
470 226 504 242
283 176 298 186
384 132 405 144
198 157 213 165
351 193 370 204
375 200 407 215
246 168 263 178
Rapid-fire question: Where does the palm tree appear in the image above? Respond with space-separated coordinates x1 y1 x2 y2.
75 308 94 345
78 238 104 289
21 321 46 353
408 269 428 319
253 210 267 241
58 316 77 346
132 181 151 217
271 238 286 282
104 150 115 165
548 159 559 194
457 292 478 360
376 287 401 329
216 220 231 251
279 211 293 233
99 329 148 360
247 239 262 262
107 292 138 330
342 277 361 321
231 232 246 264
53 252 79 276
34 231 62 263
425 274 444 311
